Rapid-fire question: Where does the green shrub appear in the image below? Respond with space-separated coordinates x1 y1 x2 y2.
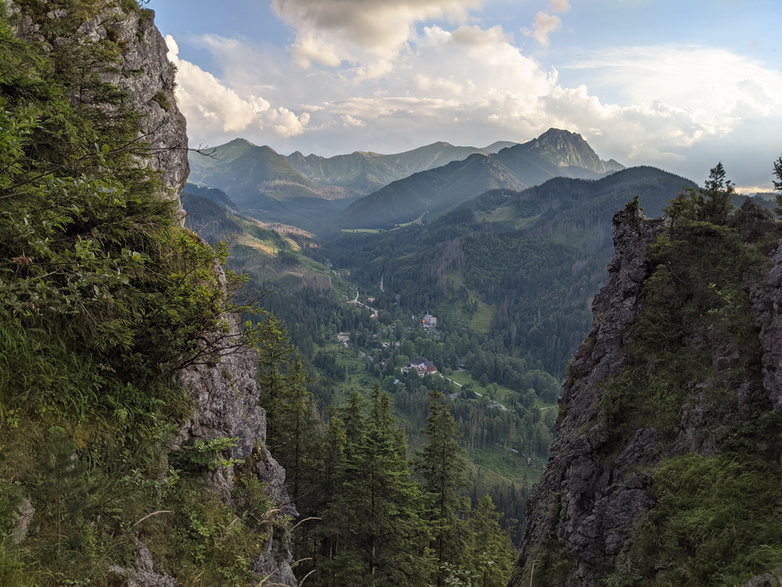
0 5 268 582
617 454 782 585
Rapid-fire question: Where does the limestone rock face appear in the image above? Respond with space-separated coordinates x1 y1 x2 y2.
176 310 297 586
511 207 664 585
106 8 297 585
112 10 296 581
98 7 190 200
755 236 782 412
7 2 189 202
511 202 782 585
6 2 296 584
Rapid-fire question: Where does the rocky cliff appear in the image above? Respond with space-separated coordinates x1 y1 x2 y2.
105 6 297 585
3 1 296 584
511 201 782 585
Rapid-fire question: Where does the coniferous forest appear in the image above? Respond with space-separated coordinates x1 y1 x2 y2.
2 1 782 585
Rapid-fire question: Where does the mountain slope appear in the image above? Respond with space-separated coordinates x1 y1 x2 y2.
510 201 782 585
285 140 515 194
189 138 518 210
326 166 694 374
495 127 623 175
339 154 528 229
190 141 322 207
340 128 624 229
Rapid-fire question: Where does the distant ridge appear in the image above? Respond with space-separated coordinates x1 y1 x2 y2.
188 138 518 209
340 128 625 229
189 142 322 209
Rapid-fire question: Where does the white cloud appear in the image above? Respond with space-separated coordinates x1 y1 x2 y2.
271 0 481 71
523 0 570 47
289 32 341 68
342 114 366 127
524 11 562 47
415 74 465 95
164 35 310 145
564 46 782 135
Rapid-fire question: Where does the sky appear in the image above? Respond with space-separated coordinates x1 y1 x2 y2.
148 0 782 191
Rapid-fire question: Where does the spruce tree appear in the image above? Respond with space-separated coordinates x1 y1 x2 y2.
665 163 735 230
465 495 516 587
256 314 322 510
700 161 734 225
416 390 469 585
314 388 431 585
315 394 366 585
359 386 431 585
773 156 782 219
256 312 295 444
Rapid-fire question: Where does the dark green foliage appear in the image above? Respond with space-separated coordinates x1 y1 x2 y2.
773 156 782 218
417 391 469 584
170 437 241 473
601 201 770 443
463 495 517 587
309 388 432 586
255 362 518 584
624 454 782 585
701 162 734 225
255 314 322 506
595 178 782 584
151 472 272 586
665 162 734 230
0 3 270 582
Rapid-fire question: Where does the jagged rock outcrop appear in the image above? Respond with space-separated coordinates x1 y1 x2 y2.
511 200 782 585
5 2 297 584
755 235 782 413
511 206 664 584
175 309 298 586
6 1 188 201
98 5 190 201
107 8 297 586
519 128 624 174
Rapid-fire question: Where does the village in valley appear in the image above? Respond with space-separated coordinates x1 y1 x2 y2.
335 292 514 414
341 291 443 376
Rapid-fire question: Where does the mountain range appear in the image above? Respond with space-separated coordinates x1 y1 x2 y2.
187 128 623 232
340 128 624 229
188 137 517 207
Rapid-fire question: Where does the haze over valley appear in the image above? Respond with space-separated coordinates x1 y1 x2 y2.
3 1 781 585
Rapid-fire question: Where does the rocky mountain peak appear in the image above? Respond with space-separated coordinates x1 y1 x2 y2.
522 127 604 170
511 200 782 585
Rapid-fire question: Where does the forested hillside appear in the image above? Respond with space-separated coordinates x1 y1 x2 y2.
512 164 782 585
0 2 295 583
181 187 544 550
326 166 695 373
179 163 698 571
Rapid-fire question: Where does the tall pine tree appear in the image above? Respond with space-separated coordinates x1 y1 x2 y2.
464 495 516 587
700 161 734 225
417 390 469 586
256 313 321 508
773 155 782 219
314 388 430 586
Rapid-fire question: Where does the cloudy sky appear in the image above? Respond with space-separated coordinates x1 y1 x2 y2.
149 0 782 191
